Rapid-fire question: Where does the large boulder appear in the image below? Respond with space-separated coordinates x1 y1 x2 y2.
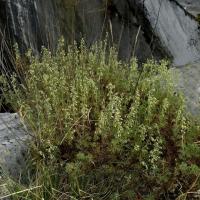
143 0 200 66
0 0 168 62
0 0 199 66
0 113 28 178
175 62 200 115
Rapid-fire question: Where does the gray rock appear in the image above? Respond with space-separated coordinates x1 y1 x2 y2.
0 0 168 63
1 0 199 65
142 0 200 114
0 113 28 178
175 62 200 115
3 0 60 54
143 0 200 66
177 0 200 18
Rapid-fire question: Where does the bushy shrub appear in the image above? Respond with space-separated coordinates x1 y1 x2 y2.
1 40 200 199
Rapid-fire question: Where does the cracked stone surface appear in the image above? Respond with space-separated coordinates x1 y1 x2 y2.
175 61 200 115
144 0 200 66
178 0 200 17
0 113 28 178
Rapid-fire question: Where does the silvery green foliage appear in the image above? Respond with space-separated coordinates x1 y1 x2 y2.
1 40 200 199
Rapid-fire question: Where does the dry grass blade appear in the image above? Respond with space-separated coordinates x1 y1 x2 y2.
0 185 42 199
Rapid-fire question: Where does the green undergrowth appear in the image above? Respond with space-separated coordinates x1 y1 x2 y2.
1 40 200 199
196 14 200 23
